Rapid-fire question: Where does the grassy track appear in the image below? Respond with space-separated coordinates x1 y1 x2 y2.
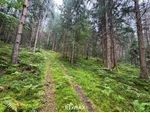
0 41 150 112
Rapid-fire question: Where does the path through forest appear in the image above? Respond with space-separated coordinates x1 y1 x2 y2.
59 62 96 112
40 63 56 112
41 56 96 112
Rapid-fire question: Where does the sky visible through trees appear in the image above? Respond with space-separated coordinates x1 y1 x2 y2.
54 0 63 6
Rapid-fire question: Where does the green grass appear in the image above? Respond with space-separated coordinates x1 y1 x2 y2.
46 51 87 112
0 41 150 112
0 41 87 112
0 41 46 112
57 56 150 112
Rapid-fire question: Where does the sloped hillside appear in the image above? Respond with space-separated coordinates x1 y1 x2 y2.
0 41 150 112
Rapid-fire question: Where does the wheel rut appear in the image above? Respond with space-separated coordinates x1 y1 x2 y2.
59 62 96 112
40 64 56 112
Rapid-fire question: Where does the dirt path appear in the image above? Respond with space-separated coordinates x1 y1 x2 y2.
40 64 56 112
59 62 96 112
72 81 95 112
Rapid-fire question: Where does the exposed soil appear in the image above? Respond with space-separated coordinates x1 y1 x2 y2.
40 64 56 112
72 81 96 112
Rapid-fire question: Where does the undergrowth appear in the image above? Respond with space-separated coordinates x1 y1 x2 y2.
1 40 150 112
0 41 46 112
47 51 87 112
58 55 150 112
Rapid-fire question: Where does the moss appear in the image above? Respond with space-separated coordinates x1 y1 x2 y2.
0 42 46 112
0 41 149 112
46 51 87 112
58 54 150 112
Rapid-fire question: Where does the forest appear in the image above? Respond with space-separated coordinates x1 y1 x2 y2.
0 0 150 112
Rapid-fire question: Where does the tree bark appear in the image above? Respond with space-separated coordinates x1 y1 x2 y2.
109 0 117 69
143 14 150 48
12 0 28 64
33 21 40 52
85 43 89 60
105 2 112 69
134 0 148 79
71 32 75 64
47 31 51 49
62 30 67 56
52 32 56 51
30 21 36 48
100 0 107 65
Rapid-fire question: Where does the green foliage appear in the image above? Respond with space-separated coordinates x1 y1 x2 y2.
0 12 18 28
133 100 150 112
0 12 30 44
0 0 23 9
57 53 150 112
0 42 11 72
47 51 87 112
3 98 17 112
0 42 46 112
0 41 150 112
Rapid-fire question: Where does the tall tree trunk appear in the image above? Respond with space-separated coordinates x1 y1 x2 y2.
134 0 148 79
62 30 67 56
47 32 51 49
55 34 58 51
11 0 28 64
92 35 98 57
143 14 150 48
52 32 56 51
109 0 117 69
100 0 106 65
71 32 75 64
105 3 112 69
85 43 89 60
30 21 36 48
33 21 40 52
111 35 117 68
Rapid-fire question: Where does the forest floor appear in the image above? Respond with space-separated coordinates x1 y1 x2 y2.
0 41 150 112
58 60 95 111
40 63 56 112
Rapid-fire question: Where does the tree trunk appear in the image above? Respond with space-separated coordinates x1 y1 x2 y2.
105 4 112 69
47 32 51 49
52 32 56 51
143 14 150 48
62 30 67 56
33 21 40 53
30 21 36 48
11 0 28 64
134 0 148 79
100 0 106 65
85 43 89 60
71 32 75 64
109 0 117 69
111 35 117 68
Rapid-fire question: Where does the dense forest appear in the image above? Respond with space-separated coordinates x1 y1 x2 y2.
0 0 150 112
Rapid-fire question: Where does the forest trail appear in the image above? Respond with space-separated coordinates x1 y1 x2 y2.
59 62 96 112
40 63 56 112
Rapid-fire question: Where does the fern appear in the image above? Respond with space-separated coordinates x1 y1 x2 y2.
3 100 17 112
133 100 148 112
